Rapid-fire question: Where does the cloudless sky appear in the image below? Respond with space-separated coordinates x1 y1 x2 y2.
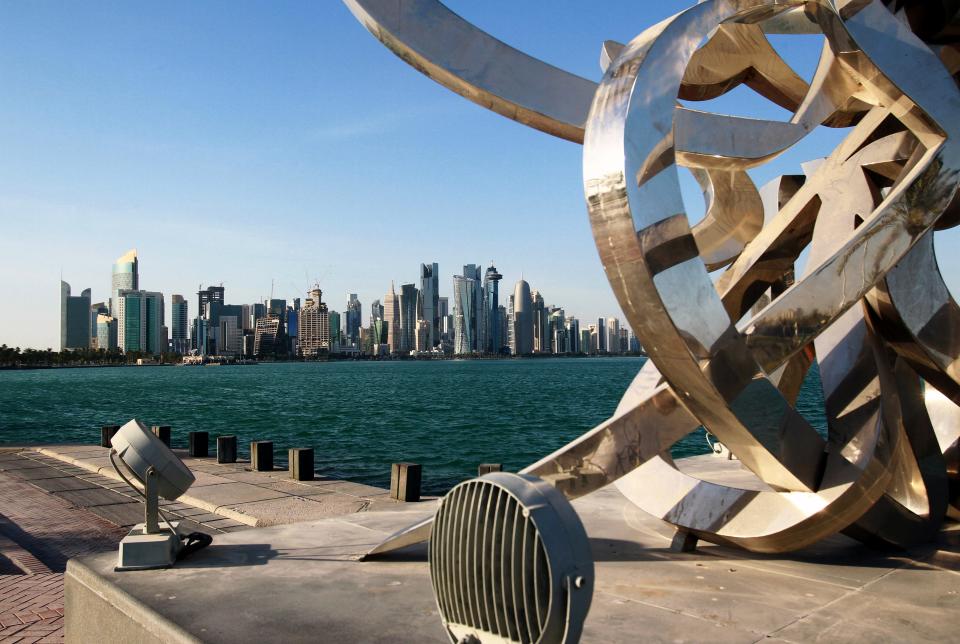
0 2 956 349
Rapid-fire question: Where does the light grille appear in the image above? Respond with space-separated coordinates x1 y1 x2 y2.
429 473 593 644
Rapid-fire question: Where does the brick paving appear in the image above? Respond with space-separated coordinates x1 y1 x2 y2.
0 449 252 643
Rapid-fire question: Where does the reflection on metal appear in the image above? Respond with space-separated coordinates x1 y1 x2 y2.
345 0 960 554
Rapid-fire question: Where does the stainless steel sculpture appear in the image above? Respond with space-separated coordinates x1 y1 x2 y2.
344 0 960 554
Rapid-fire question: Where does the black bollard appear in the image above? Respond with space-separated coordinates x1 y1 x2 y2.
217 435 238 464
100 425 120 448
151 425 171 447
188 431 209 458
478 463 503 476
289 448 314 481
390 462 422 502
250 441 274 471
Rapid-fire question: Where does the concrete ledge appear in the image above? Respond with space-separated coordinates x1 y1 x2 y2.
66 557 202 644
63 479 960 643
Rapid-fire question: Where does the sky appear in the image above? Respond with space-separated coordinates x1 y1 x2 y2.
0 2 956 349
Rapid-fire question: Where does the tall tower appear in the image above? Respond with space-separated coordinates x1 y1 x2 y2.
61 281 92 351
110 249 138 316
398 283 418 353
383 282 399 354
483 264 502 353
419 262 439 349
346 294 362 344
171 294 189 353
512 279 533 355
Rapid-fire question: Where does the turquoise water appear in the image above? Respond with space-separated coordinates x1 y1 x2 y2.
0 358 825 494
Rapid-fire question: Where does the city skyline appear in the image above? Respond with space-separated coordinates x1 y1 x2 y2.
2 2 959 349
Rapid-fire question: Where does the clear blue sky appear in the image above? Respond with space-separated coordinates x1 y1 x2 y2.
0 2 956 349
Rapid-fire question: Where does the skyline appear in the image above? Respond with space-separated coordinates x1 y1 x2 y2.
2 1 958 349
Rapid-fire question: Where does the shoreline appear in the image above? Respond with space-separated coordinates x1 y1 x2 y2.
0 352 647 371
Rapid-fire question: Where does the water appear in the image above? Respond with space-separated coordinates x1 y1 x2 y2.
0 357 825 495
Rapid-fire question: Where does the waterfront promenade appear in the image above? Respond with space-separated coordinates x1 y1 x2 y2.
0 445 416 642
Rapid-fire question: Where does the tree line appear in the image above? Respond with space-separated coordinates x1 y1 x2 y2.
0 345 183 367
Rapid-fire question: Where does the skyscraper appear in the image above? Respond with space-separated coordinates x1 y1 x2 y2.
197 286 225 321
463 264 484 351
398 283 418 353
498 304 508 354
110 249 138 316
606 317 621 355
512 279 533 355
299 287 330 357
452 271 479 355
346 294 361 344
96 314 117 352
597 317 607 352
60 281 91 351
89 302 108 347
420 262 439 349
531 290 549 353
328 310 342 350
369 299 384 328
483 264 502 354
171 295 189 353
383 282 399 354
117 290 164 354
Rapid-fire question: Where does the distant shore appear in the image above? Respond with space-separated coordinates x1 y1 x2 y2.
0 352 646 371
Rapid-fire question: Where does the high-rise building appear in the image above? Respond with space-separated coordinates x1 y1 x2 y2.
398 283 418 353
110 249 138 316
507 294 515 353
498 305 508 355
580 328 591 354
198 286 225 320
567 317 581 354
383 282 399 354
531 290 549 353
61 281 91 351
452 271 480 355
606 317 621 355
369 299 384 328
254 317 282 356
549 309 566 354
117 290 164 354
299 288 330 357
171 295 189 353
420 262 440 349
345 294 361 344
96 314 117 352
597 318 607 352
328 310 342 351
483 264 502 354
89 302 108 347
438 296 450 337
512 279 533 355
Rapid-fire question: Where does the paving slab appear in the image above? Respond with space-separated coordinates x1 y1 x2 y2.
224 496 368 527
53 489 138 508
29 477 101 493
64 483 960 644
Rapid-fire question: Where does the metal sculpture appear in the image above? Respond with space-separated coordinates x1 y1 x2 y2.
344 0 960 554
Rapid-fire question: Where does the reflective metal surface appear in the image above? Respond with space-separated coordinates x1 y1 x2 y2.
344 0 960 555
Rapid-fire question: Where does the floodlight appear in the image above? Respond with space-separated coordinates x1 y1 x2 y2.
429 472 594 643
109 418 203 571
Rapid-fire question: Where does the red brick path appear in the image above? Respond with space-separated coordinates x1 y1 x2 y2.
0 457 127 643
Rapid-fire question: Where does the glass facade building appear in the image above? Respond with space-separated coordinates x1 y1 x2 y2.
420 262 439 350
110 249 138 317
483 264 502 354
60 281 92 351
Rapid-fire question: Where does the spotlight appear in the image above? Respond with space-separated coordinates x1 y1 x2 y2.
429 472 594 643
109 418 203 571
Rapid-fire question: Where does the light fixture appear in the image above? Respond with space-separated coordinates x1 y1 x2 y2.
109 418 200 571
429 472 594 643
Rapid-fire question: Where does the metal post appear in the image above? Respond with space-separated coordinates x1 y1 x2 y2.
144 466 160 534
